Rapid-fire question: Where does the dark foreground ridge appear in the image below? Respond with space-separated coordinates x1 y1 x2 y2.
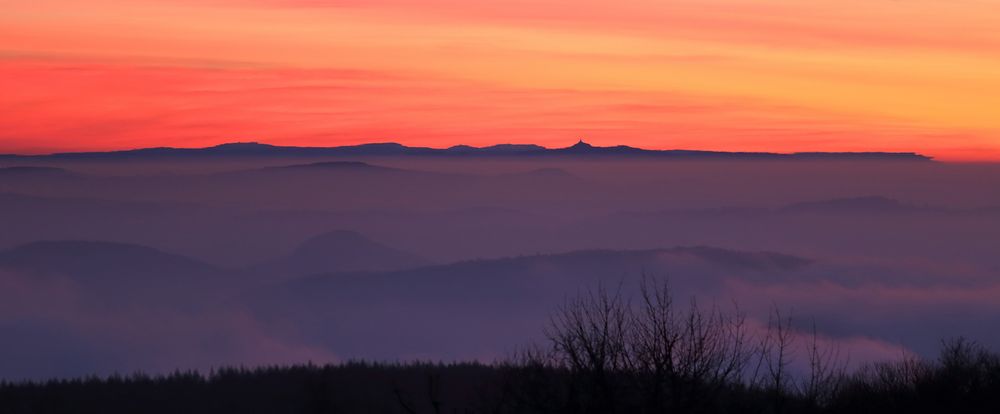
2 340 997 414
3 281 999 414
0 140 933 161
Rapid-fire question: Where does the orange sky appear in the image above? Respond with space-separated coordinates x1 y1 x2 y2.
2 0 999 160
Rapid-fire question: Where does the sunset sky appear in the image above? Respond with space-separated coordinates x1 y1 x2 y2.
3 0 1000 160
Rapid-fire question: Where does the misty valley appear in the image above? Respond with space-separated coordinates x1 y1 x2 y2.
2 146 1000 412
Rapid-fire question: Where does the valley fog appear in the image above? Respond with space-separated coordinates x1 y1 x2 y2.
1 156 998 379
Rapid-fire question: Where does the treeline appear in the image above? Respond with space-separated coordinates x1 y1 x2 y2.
495 281 1000 413
0 362 503 414
3 280 1000 413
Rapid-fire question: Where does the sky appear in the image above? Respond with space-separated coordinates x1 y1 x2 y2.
2 0 1000 160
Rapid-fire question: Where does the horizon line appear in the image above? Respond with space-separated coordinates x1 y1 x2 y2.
0 139 936 160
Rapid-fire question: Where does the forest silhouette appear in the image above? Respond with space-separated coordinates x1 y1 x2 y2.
3 279 998 414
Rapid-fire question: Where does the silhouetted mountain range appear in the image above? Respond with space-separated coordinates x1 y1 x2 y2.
0 140 932 161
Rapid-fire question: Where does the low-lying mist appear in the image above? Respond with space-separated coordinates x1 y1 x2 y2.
1 156 998 379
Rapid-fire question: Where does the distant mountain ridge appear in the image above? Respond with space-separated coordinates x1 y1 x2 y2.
0 140 933 161
251 230 429 277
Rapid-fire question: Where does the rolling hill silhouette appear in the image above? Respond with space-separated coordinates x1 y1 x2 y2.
248 246 812 360
252 230 429 277
0 240 217 278
0 241 229 308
